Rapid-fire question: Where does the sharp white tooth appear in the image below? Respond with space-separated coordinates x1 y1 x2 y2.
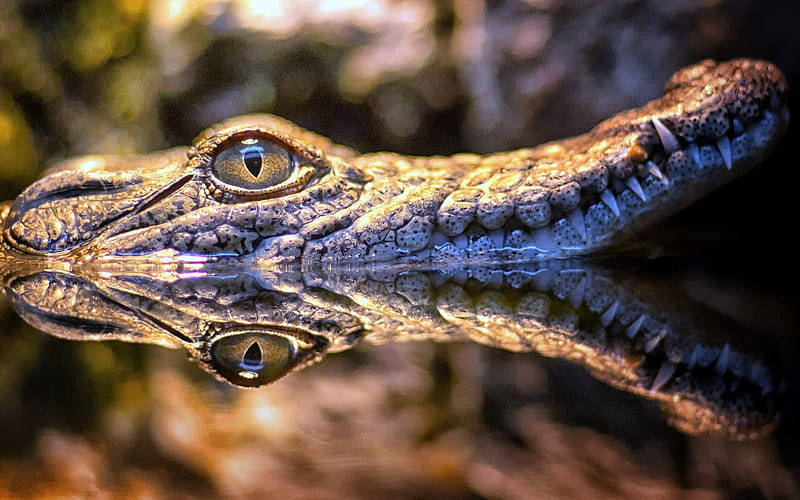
732 118 744 136
600 190 620 216
715 343 731 374
600 300 619 326
650 360 676 392
568 209 587 241
625 177 647 202
625 314 646 338
489 229 504 248
652 117 681 154
568 276 586 309
644 329 667 353
716 136 732 170
687 142 701 166
431 231 449 246
645 161 667 183
454 234 468 249
532 226 557 251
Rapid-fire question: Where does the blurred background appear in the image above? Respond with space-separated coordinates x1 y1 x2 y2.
1 0 799 497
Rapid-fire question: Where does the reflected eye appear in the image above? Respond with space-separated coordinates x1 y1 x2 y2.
212 137 293 189
210 332 297 387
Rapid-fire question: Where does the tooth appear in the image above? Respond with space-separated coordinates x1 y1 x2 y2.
644 329 667 353
652 118 681 154
600 300 619 326
715 343 730 374
532 226 557 251
453 234 468 249
431 231 449 246
568 276 586 309
732 118 744 136
625 177 647 202
531 267 554 291
625 314 646 338
687 142 701 166
568 209 587 241
650 360 676 392
716 136 732 170
645 161 667 183
489 229 504 248
600 190 620 216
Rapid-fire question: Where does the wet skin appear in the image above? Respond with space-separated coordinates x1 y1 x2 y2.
0 59 789 439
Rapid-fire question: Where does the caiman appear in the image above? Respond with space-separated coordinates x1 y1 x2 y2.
0 59 790 439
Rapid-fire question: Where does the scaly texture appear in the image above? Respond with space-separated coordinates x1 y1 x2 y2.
0 59 789 264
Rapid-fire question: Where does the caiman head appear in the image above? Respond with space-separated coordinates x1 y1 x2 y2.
0 59 790 264
0 59 789 441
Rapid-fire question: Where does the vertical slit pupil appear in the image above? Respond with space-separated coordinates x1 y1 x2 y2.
243 341 262 364
243 150 263 178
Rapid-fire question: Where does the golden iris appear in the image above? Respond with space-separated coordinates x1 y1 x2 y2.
210 332 296 386
212 137 293 189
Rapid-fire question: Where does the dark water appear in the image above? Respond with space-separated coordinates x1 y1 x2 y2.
1 0 800 497
1 252 798 498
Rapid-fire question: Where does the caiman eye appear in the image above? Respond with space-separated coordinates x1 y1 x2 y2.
210 332 297 387
212 137 294 190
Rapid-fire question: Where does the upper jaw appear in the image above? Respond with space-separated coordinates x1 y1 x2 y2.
0 60 789 265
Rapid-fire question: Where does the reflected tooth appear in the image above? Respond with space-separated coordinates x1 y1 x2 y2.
687 142 701 166
716 136 732 170
644 329 667 353
715 343 731 374
531 267 555 292
732 118 744 136
650 360 676 392
652 118 681 154
625 314 646 338
532 226 557 251
625 177 647 202
568 276 586 309
568 209 587 241
600 300 619 326
600 190 620 216
645 161 667 183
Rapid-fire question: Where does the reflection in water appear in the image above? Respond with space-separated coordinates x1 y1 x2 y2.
4 257 781 440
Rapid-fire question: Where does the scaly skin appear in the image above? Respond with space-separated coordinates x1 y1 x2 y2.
0 59 789 439
0 59 789 264
4 260 782 440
